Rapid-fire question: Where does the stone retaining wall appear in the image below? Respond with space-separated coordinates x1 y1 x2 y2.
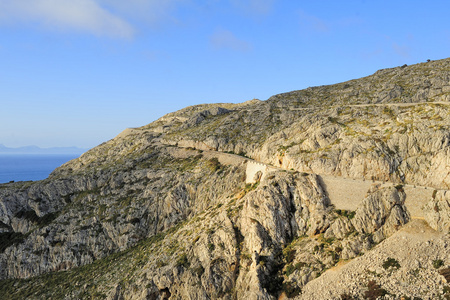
319 175 436 218
167 142 440 218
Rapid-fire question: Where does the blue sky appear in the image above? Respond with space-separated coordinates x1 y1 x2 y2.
0 0 449 149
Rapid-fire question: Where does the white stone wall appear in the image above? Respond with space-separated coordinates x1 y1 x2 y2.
320 175 435 218
246 161 269 184
166 141 438 219
319 175 373 211
403 185 434 218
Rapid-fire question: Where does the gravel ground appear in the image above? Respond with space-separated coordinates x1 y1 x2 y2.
297 219 450 299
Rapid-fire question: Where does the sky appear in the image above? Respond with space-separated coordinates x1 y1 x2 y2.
0 0 449 149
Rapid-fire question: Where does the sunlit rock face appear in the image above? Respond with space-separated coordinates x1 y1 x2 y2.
1 58 450 299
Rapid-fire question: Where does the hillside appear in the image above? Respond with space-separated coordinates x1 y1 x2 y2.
0 58 450 299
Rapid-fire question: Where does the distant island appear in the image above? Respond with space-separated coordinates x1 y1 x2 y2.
0 144 88 155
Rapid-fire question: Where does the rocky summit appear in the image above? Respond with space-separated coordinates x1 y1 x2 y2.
1 58 450 299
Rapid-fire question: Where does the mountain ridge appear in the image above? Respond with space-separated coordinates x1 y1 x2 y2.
0 58 449 299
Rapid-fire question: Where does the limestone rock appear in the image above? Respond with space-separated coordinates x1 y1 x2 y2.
351 186 410 243
424 190 450 232
1 58 450 299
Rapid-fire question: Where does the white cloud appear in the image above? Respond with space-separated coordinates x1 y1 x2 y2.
230 0 275 15
210 29 252 52
298 10 330 34
392 42 410 58
0 0 135 38
99 0 182 25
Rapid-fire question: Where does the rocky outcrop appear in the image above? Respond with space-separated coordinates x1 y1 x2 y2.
299 219 449 300
157 59 450 190
1 58 450 299
0 143 246 280
424 190 450 232
183 107 232 128
0 163 412 299
351 186 410 243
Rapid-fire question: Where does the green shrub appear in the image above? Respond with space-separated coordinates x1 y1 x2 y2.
207 243 215 252
433 259 444 269
339 293 354 300
0 232 26 253
335 209 356 219
237 151 248 158
206 158 221 172
241 252 251 260
443 285 450 295
382 257 400 270
284 261 305 277
364 280 387 300
176 253 190 268
193 265 204 277
244 182 259 192
285 264 295 277
283 281 301 297
395 184 404 192
283 246 296 263
323 237 334 244
155 260 167 268
382 107 395 117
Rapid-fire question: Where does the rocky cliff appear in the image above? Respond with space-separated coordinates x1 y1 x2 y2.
0 58 450 299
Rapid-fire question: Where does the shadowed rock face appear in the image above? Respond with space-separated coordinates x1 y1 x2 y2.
1 58 450 299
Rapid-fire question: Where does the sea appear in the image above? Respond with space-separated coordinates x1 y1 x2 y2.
0 154 79 184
